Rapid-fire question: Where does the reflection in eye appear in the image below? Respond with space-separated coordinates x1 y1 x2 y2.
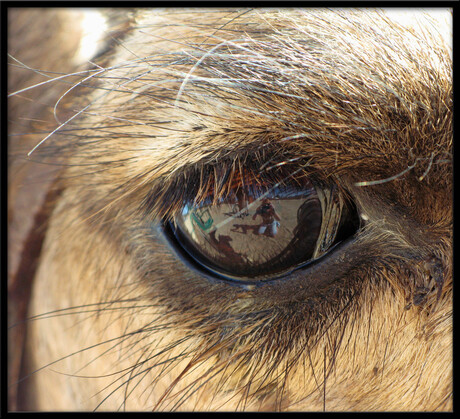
170 174 359 282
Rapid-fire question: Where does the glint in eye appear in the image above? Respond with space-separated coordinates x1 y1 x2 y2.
169 173 360 282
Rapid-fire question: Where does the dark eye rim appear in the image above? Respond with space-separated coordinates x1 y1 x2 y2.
159 170 362 286
162 208 362 287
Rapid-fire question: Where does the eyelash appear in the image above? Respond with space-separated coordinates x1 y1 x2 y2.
142 151 327 221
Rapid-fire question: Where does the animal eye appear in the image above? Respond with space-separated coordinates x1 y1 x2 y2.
167 172 360 282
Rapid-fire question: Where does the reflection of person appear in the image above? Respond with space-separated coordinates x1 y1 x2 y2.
252 198 281 237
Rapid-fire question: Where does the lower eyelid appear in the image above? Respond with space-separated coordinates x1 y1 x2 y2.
162 217 361 294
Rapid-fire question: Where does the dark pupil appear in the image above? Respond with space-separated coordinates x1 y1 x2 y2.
173 176 346 281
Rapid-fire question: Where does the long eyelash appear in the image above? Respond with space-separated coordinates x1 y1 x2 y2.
140 153 313 222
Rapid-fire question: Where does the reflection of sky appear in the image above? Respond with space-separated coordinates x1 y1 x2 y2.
181 182 317 216
267 185 316 199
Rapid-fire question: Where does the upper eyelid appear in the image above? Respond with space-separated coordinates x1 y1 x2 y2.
132 132 337 223
140 149 324 223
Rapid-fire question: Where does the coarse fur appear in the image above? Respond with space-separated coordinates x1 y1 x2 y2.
8 8 452 411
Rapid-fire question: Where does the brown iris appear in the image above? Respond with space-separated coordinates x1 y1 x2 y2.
170 173 359 282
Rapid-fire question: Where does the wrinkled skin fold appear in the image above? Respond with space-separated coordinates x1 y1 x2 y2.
8 8 452 411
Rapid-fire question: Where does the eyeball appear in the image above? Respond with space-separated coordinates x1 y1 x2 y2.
169 175 360 282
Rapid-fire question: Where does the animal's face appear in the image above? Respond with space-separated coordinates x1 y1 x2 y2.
8 8 452 411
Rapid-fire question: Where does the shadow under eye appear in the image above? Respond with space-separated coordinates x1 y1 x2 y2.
165 175 361 284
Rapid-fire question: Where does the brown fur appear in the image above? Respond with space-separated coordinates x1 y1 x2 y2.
8 8 452 411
